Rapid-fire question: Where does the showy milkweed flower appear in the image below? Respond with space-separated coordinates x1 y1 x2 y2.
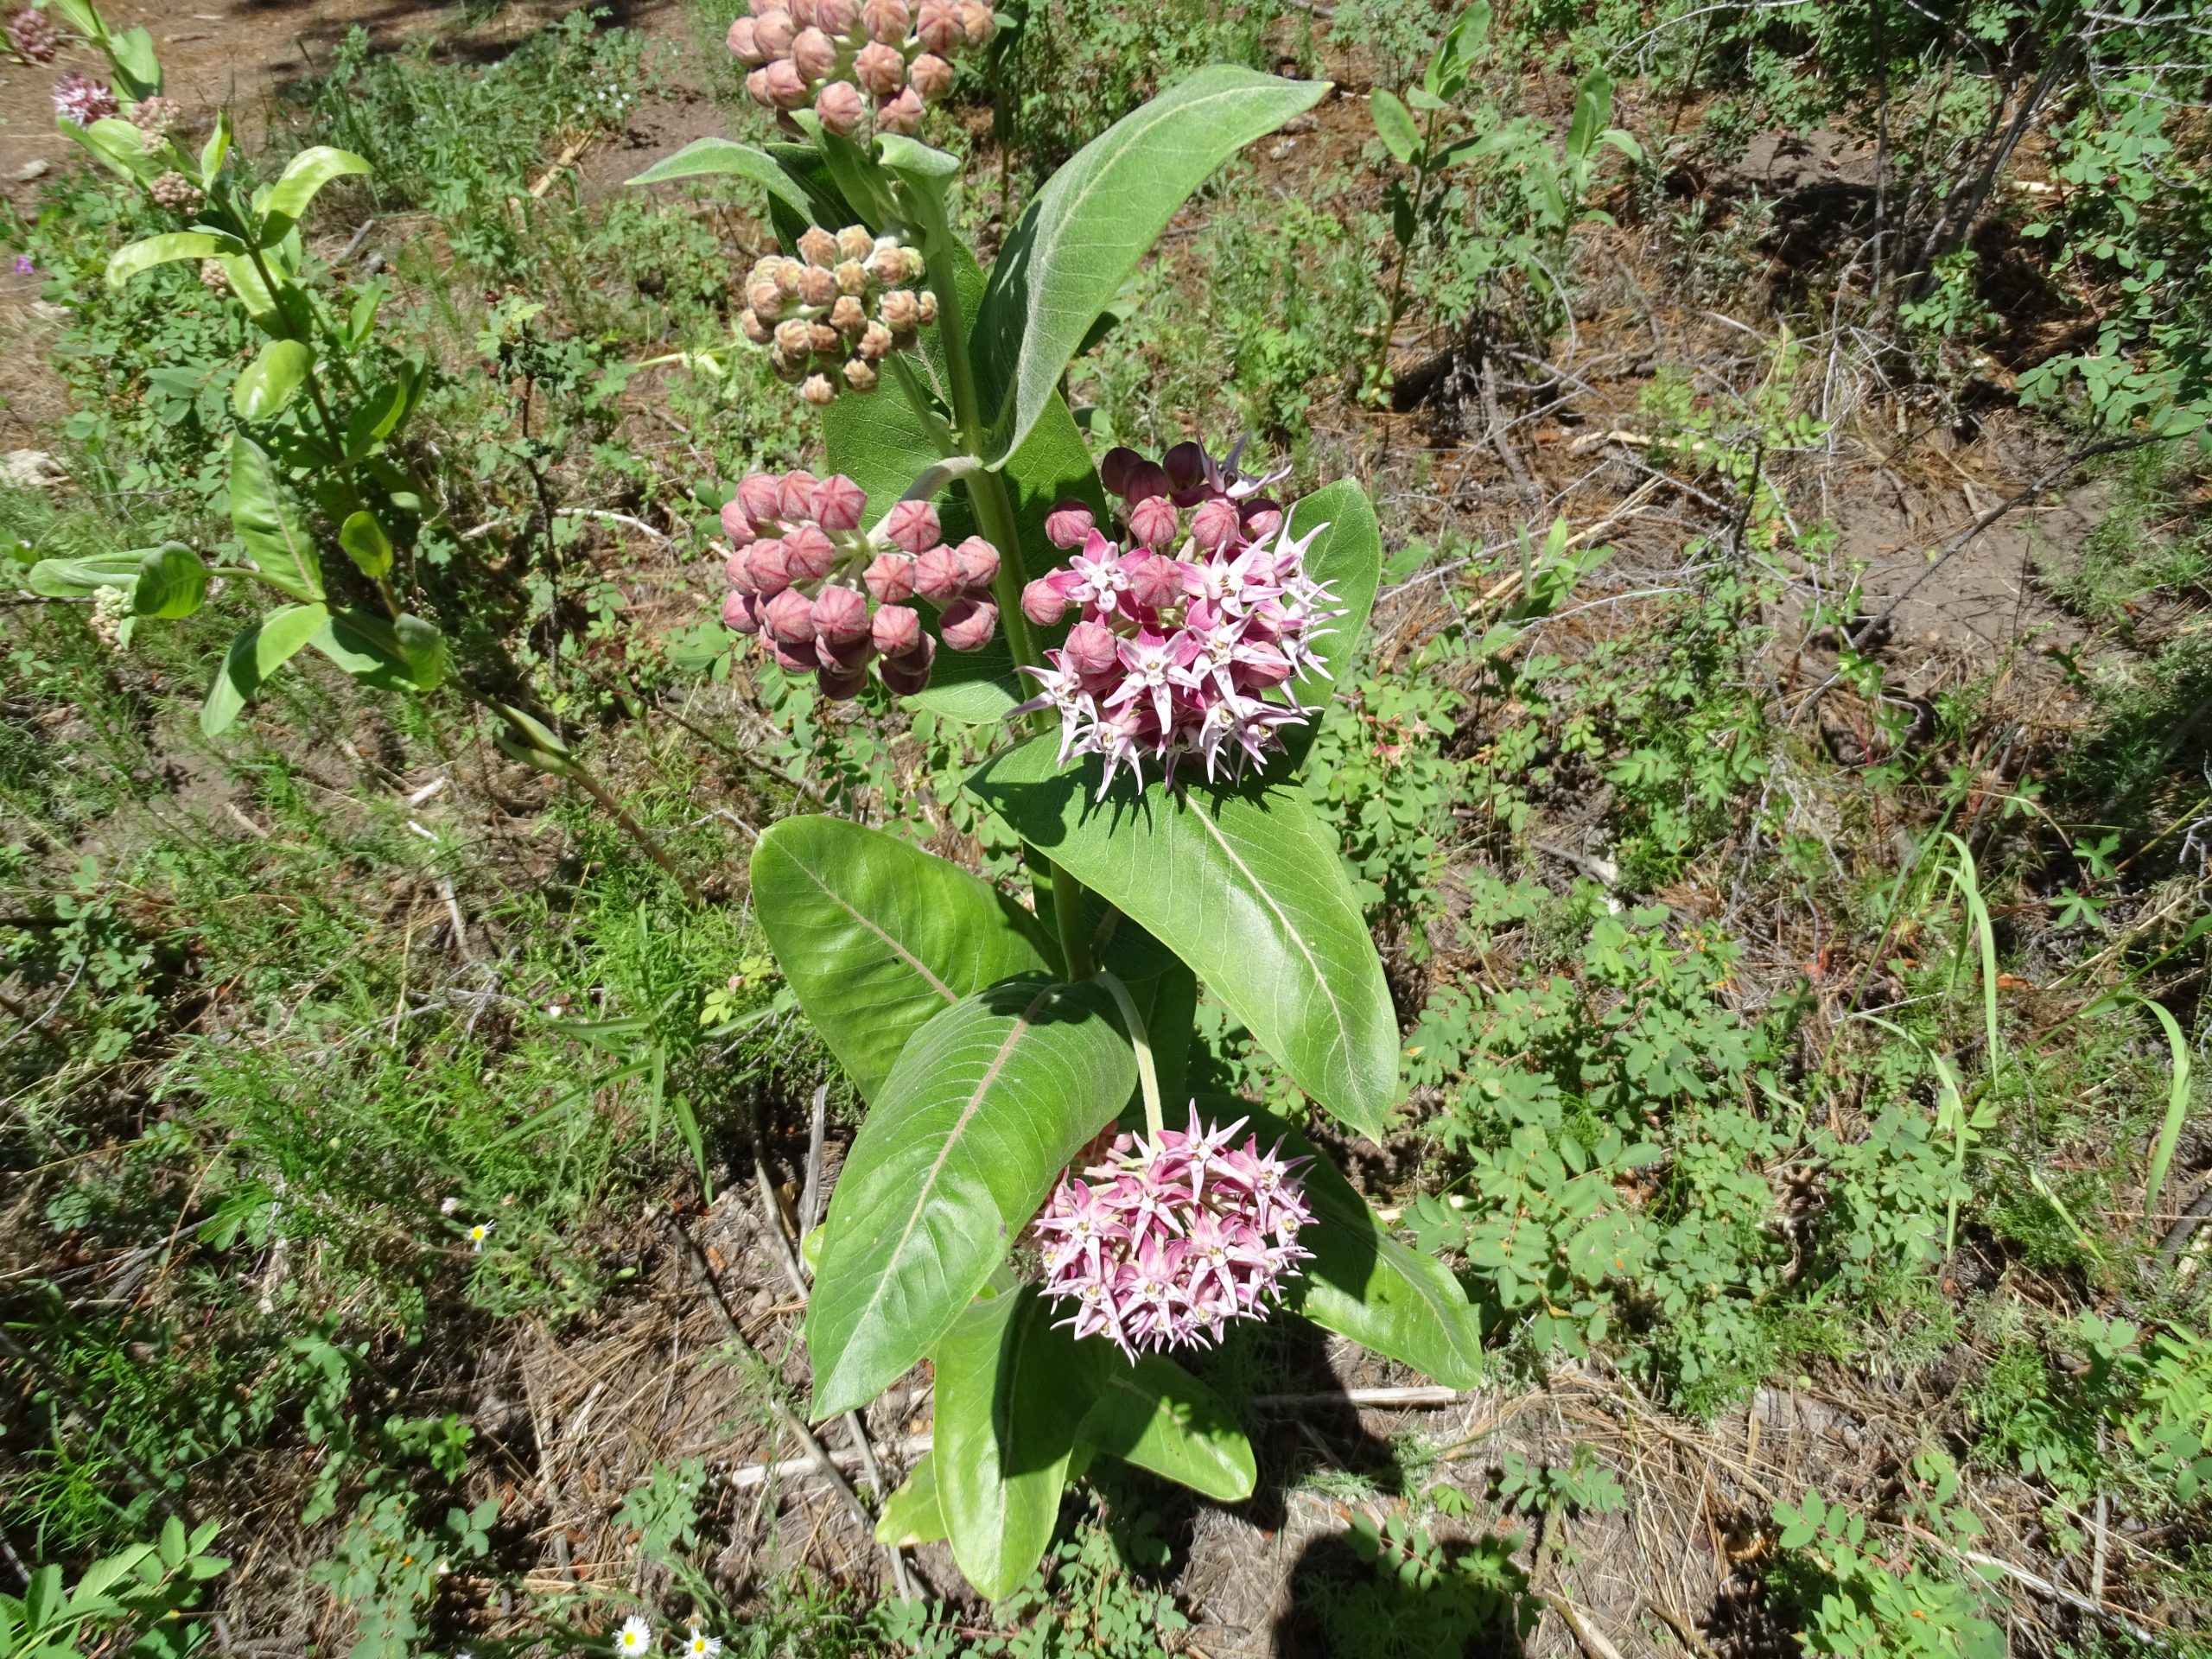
7 8 55 63
717 467 1000 698
1014 442 1343 797
52 71 117 125
614 1616 653 1656
1034 1106 1313 1358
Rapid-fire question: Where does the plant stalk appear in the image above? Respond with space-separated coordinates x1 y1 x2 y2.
1097 970 1163 1140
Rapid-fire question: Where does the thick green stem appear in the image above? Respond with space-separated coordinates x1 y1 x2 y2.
1052 861 1094 980
1097 971 1163 1141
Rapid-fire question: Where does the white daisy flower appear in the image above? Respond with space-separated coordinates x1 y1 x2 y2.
468 1222 495 1252
684 1629 721 1658
614 1615 652 1655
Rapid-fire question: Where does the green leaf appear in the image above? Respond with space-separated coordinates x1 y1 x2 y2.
806 974 1135 1420
874 1453 949 1548
228 435 322 601
259 146 370 240
1078 1353 1255 1501
108 27 160 99
65 115 157 182
1370 89 1421 165
105 230 244 289
25 549 143 598
1239 1103 1484 1386
932 1285 1098 1599
131 542 207 620
310 609 445 693
750 816 1053 1100
1272 479 1382 774
201 603 329 737
338 511 393 579
967 745 1399 1140
626 137 815 219
974 67 1330 464
232 338 312 422
200 107 231 194
1567 69 1611 163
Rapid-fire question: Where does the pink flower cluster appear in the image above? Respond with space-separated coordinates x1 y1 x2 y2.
1035 1108 1313 1357
719 468 1000 698
738 224 932 407
9 8 55 64
1014 442 1342 797
727 0 992 137
52 71 115 125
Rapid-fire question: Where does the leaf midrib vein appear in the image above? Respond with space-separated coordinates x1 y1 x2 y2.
789 853 957 1004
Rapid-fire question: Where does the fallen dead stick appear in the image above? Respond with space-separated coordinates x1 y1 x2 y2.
1249 1385 1468 1408
1541 1591 1627 1659
723 1434 935 1490
662 1214 915 1599
526 133 594 199
1899 1520 2173 1650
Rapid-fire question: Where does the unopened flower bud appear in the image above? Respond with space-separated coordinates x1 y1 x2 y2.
764 56 810 106
791 25 837 79
953 536 999 588
914 287 938 323
807 321 842 356
878 289 918 332
798 226 839 268
747 278 785 318
1239 641 1293 687
1064 619 1120 677
880 634 936 695
1123 458 1171 503
842 358 880 393
817 0 861 28
728 16 767 60
1021 575 1071 626
836 226 874 262
723 589 764 633
721 500 754 544
748 538 792 594
1190 495 1240 551
771 257 804 296
779 470 819 520
877 87 925 133
1045 499 1095 549
830 294 867 335
857 321 894 360
862 0 909 40
746 66 772 102
912 543 964 601
811 474 867 531
1127 552 1181 609
864 554 917 602
1128 495 1179 549
802 372 837 405
810 583 871 645
939 596 998 652
724 546 758 593
871 602 923 657
907 52 953 99
798 264 837 307
1099 447 1142 497
817 662 869 699
738 473 786 524
884 499 941 553
957 0 994 42
1162 440 1208 495
865 244 906 283
1241 499 1283 537
815 79 866 131
853 39 906 96
199 258 229 294
753 9 797 50
791 0 818 24
739 308 773 344
915 0 959 52
834 259 869 297
773 317 812 358
763 587 817 645
818 633 875 673
771 637 817 674
784 524 839 582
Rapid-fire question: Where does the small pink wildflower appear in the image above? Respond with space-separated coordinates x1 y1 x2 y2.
1034 1106 1313 1357
1014 442 1344 797
52 71 116 125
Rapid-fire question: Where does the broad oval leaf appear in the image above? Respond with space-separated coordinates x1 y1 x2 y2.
1370 88 1421 164
932 1284 1097 1599
228 435 322 601
967 743 1398 1140
232 338 312 422
338 511 393 579
974 67 1330 464
105 231 244 290
66 116 156 183
874 1453 948 1548
1077 1353 1255 1502
1272 478 1382 776
750 816 1053 1100
201 603 329 738
260 146 370 239
626 137 813 219
1234 1102 1484 1387
806 974 1135 1420
310 609 446 693
26 549 143 598
131 543 208 620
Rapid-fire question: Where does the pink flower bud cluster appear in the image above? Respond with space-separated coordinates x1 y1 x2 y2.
718 467 1001 698
52 71 115 125
726 0 993 137
150 170 202 213
8 8 55 64
1035 1107 1313 1358
738 224 935 408
1013 442 1343 797
130 94 181 137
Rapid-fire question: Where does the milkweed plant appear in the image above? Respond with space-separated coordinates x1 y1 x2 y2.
635 28 1487 1601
